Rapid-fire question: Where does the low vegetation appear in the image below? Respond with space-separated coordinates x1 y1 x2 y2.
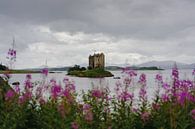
0 66 195 129
0 64 8 71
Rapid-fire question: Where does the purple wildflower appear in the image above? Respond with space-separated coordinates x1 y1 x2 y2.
39 98 46 105
63 77 69 83
85 111 93 122
58 103 65 117
83 104 93 122
192 69 195 76
91 89 102 98
24 74 33 90
141 112 150 122
119 91 134 101
18 92 32 104
172 65 179 80
123 77 132 86
14 85 20 94
176 91 188 106
191 109 195 120
161 94 170 102
71 122 79 129
139 87 147 101
35 86 43 98
122 67 137 77
50 78 57 84
127 70 137 77
51 84 62 99
26 74 32 80
162 83 171 90
138 73 146 86
83 104 91 111
41 68 48 77
5 89 15 100
155 74 163 83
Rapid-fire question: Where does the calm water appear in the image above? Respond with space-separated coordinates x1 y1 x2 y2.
3 69 194 101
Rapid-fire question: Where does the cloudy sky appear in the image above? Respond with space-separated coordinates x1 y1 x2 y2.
0 0 195 69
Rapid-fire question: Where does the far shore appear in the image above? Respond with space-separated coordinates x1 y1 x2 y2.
0 70 62 74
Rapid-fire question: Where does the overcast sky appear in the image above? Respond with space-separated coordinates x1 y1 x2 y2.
0 0 195 69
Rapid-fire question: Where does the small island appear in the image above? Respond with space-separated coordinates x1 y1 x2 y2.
67 67 113 78
67 53 113 78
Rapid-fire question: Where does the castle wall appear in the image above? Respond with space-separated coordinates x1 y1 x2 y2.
89 53 105 69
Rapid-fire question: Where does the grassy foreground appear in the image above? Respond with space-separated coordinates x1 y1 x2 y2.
0 67 195 129
67 68 113 78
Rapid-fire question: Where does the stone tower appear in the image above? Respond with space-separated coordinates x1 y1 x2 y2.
89 53 105 69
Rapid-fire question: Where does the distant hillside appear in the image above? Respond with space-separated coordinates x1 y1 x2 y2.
138 61 194 69
105 66 122 71
105 66 163 71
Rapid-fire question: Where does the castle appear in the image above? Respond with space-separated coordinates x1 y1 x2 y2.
89 53 105 69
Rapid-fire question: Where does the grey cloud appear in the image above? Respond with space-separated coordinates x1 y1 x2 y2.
0 0 195 68
1 0 195 40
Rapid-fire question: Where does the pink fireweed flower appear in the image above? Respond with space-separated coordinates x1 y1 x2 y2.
172 65 179 80
191 109 195 120
152 103 160 111
131 108 138 113
141 112 150 122
155 74 163 83
123 77 132 86
85 111 93 122
83 104 91 111
24 80 33 89
35 86 43 98
50 78 57 84
24 74 33 90
108 126 112 129
127 70 137 77
138 73 146 86
14 85 20 94
58 103 65 117
118 91 134 101
161 94 170 102
5 89 15 100
122 67 130 73
180 80 193 89
83 104 93 122
176 91 187 106
122 67 137 77
91 89 102 98
115 81 122 93
24 91 32 99
71 122 79 129
62 89 75 103
63 77 69 83
7 49 16 61
39 98 46 105
65 83 76 93
139 87 147 101
162 83 171 91
192 69 195 76
18 92 32 104
41 68 48 77
51 84 62 99
26 74 32 80
18 96 25 104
